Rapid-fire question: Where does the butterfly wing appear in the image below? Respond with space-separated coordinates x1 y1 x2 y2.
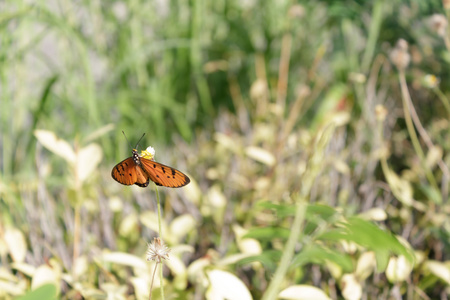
111 157 150 187
134 165 150 187
140 157 190 188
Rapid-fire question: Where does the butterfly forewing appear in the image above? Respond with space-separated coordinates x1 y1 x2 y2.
140 157 190 188
112 157 138 185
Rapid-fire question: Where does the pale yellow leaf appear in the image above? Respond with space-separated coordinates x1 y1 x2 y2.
4 227 27 263
279 285 331 300
166 256 187 290
233 225 262 255
386 255 413 283
358 208 387 221
340 274 362 300
169 214 196 243
11 262 35 277
34 130 75 164
76 143 102 183
139 211 169 237
101 252 147 270
355 252 376 280
245 146 275 166
425 260 450 284
31 265 59 292
206 269 252 300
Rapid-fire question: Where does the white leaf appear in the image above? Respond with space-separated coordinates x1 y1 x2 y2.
130 277 151 299
358 208 387 221
425 260 450 285
102 252 147 270
245 146 275 166
206 269 252 300
4 227 27 263
233 225 262 255
11 262 35 277
34 130 76 164
386 255 413 283
340 274 362 300
169 214 197 243
139 211 169 237
279 285 331 300
31 265 59 291
76 143 102 183
355 252 376 281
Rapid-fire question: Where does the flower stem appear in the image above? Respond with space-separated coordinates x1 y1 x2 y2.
154 185 165 300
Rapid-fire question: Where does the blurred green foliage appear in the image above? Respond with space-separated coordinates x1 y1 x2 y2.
1 0 450 299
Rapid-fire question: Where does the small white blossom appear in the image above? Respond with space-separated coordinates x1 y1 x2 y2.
146 237 170 263
140 146 155 160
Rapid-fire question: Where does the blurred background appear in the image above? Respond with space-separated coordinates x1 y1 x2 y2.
1 0 450 299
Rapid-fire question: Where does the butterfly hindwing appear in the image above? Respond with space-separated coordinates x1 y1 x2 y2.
140 157 190 188
135 165 150 187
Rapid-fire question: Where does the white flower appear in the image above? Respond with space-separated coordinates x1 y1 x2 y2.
140 146 155 160
146 237 170 263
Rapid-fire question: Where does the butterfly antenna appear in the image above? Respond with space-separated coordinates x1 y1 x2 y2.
135 133 146 149
121 131 134 149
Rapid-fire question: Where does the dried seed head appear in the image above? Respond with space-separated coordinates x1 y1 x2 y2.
389 39 410 71
429 14 448 37
146 237 170 263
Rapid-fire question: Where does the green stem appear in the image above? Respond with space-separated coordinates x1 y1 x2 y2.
262 126 334 299
261 197 307 300
361 0 384 72
154 185 165 300
398 71 440 200
433 87 450 117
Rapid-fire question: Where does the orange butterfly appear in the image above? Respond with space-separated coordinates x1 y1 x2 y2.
111 133 190 188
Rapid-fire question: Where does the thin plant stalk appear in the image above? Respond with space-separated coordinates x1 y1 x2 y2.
397 70 440 202
433 87 450 117
73 143 82 273
262 125 335 300
261 197 307 300
154 185 165 300
149 262 159 300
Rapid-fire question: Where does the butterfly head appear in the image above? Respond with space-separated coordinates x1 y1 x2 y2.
132 149 141 165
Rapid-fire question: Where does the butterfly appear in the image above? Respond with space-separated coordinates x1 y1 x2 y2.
111 133 190 188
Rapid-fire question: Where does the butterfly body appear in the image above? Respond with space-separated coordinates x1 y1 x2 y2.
112 149 190 188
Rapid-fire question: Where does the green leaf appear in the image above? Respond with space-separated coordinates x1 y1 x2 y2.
318 217 415 271
256 201 296 219
291 244 354 272
16 284 57 300
420 184 442 204
244 227 290 241
238 250 282 272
